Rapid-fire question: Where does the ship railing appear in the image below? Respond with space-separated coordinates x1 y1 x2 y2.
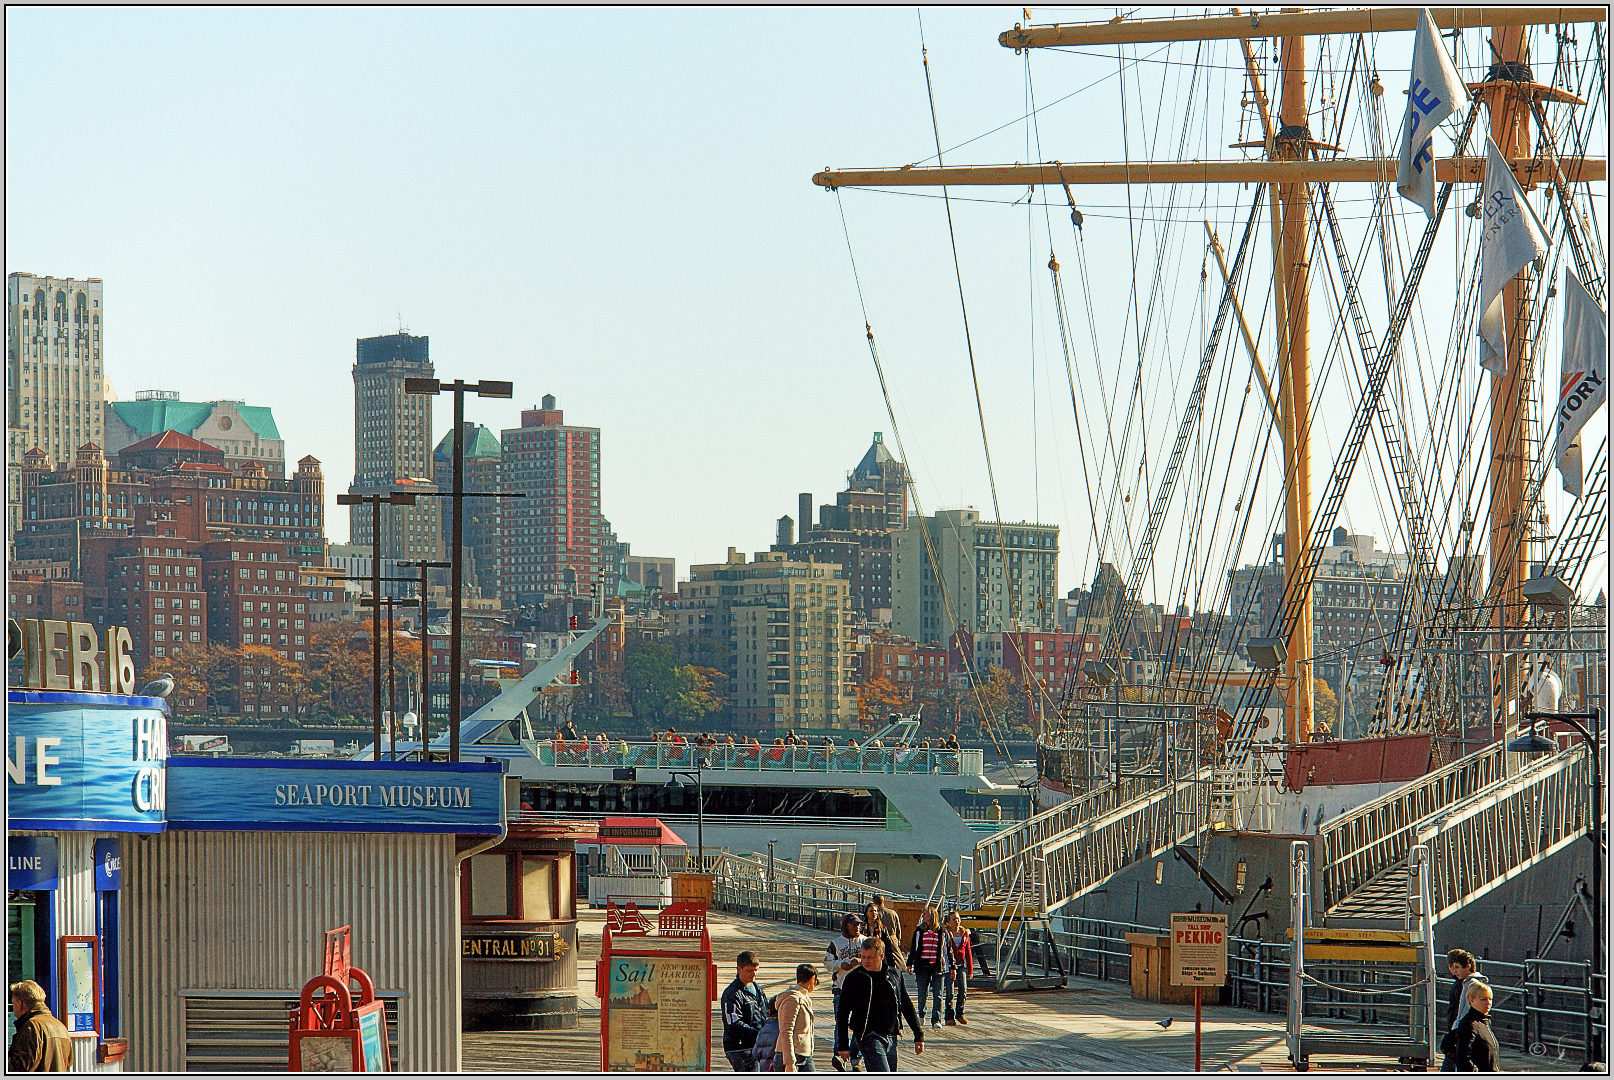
515 809 887 832
521 739 983 777
1034 773 1211 914
1317 739 1513 910
971 776 1151 904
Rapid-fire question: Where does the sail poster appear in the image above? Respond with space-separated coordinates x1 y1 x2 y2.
605 954 710 1071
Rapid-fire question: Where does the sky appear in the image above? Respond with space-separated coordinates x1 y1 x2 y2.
8 7 1607 604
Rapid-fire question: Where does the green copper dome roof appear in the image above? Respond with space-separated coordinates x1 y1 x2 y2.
434 424 502 460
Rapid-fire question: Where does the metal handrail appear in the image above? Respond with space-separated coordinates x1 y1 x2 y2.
1317 740 1512 909
522 739 984 777
973 777 1150 901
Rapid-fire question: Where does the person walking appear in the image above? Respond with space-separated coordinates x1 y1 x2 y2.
1440 949 1484 1071
722 951 769 1071
825 914 868 1071
870 896 903 948
942 911 973 1026
8 981 71 1072
835 938 925 1072
1447 982 1499 1071
907 906 949 1030
752 998 782 1072
775 965 820 1072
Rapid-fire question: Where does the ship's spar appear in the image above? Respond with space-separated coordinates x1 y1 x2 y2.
816 7 1607 793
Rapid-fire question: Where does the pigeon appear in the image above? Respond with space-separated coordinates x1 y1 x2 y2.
140 672 175 698
1156 1017 1173 1029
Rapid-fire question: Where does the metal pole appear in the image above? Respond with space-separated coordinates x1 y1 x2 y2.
1592 708 1604 1062
419 562 430 758
449 385 466 762
1195 985 1203 1071
696 766 705 873
371 498 382 761
387 598 397 762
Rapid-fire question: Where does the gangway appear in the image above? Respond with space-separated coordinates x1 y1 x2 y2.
1319 739 1598 926
1287 841 1439 1071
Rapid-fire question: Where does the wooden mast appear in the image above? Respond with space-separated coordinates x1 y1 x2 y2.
1478 25 1538 735
1276 29 1314 743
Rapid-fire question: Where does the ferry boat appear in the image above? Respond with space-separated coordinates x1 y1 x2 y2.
359 623 1024 898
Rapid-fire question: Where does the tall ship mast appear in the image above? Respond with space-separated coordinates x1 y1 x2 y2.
813 6 1607 828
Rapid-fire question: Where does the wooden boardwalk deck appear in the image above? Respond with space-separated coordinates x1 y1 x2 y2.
463 910 1578 1072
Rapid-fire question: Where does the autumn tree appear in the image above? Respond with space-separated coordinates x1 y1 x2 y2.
1312 677 1341 735
858 676 907 726
624 642 722 729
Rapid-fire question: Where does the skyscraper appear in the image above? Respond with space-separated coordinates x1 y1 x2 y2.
7 274 108 556
433 424 501 599
349 332 441 584
500 395 602 608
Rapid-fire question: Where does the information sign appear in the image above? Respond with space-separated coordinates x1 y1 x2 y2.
356 1002 389 1072
603 952 711 1071
1170 912 1228 986
8 836 59 890
59 937 100 1036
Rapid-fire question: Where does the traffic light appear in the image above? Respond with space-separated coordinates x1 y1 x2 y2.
590 583 599 597
569 614 578 630
570 669 580 684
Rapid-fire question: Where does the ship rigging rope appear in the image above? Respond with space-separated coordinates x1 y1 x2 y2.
831 189 1016 769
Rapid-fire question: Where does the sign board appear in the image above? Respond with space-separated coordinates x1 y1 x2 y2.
9 618 138 694
462 931 571 961
59 937 100 1036
166 758 505 834
356 1002 389 1072
1170 913 1228 986
93 839 122 891
603 952 712 1071
9 836 59 891
7 697 168 832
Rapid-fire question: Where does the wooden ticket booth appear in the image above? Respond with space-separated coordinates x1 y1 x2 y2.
461 821 590 1031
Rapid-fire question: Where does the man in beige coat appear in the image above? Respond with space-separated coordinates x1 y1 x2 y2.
776 964 820 1072
8 981 72 1072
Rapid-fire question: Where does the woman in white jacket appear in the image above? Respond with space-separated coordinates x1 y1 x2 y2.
776 965 820 1072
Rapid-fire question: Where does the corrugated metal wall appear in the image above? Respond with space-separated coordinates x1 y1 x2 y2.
11 829 123 1073
122 831 462 1072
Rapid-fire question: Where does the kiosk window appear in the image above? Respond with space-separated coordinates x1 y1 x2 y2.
521 858 555 922
468 855 511 918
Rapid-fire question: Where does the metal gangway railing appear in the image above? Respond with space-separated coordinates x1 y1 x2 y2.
971 778 1148 904
708 850 924 931
1317 739 1513 911
1420 743 1595 921
1319 739 1598 923
522 738 984 777
1027 771 1212 915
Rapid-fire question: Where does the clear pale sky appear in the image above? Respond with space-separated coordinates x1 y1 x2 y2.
8 7 1605 603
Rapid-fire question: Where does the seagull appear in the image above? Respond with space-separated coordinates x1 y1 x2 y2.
1156 1017 1173 1029
140 672 175 698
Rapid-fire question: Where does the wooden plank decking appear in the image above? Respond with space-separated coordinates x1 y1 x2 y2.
462 909 1579 1072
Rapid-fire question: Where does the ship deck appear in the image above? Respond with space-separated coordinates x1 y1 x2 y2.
463 909 1576 1072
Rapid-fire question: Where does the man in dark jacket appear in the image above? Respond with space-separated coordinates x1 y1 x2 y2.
722 952 769 1071
1441 949 1482 1071
834 938 924 1072
8 981 71 1072
1448 981 1498 1072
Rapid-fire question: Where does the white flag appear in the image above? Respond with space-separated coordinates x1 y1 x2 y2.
1396 8 1469 218
1555 270 1607 497
1477 135 1551 377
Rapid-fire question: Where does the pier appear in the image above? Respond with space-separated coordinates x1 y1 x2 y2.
463 908 1573 1072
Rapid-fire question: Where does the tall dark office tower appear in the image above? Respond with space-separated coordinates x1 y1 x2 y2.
501 395 602 609
349 332 441 582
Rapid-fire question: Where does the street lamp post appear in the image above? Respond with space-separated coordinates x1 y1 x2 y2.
401 560 450 757
1508 707 1603 1062
403 376 514 762
336 490 417 760
667 768 705 873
